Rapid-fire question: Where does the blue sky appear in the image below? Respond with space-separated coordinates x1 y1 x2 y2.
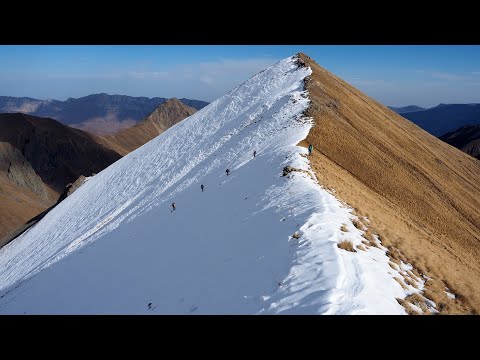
0 45 479 108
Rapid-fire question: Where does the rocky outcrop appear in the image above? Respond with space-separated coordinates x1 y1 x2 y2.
0 142 47 198
56 175 91 204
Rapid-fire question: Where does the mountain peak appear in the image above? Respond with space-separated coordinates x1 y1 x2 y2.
100 97 198 155
144 98 197 130
159 97 184 107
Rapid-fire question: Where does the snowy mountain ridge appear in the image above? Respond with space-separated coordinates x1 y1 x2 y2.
0 56 423 314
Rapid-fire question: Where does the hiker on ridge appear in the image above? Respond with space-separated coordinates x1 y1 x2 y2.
308 144 313 156
253 150 257 158
171 202 176 211
226 169 230 176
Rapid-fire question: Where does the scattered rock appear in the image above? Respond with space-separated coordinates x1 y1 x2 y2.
55 175 89 204
0 142 47 198
282 166 297 176
295 57 306 68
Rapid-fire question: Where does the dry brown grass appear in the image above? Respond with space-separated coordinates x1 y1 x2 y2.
403 277 419 289
405 293 430 313
422 279 476 314
394 277 409 291
341 224 348 232
338 240 356 252
356 216 371 230
396 299 420 315
406 270 421 283
299 53 480 314
352 219 365 231
386 246 409 265
410 268 422 279
389 258 401 266
357 244 366 251
388 262 399 271
376 232 384 243
362 229 378 248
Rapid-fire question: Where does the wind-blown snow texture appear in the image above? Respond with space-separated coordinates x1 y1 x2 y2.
0 57 412 314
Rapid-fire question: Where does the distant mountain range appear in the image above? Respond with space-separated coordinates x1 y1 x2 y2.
391 103 480 136
0 94 208 135
440 125 480 159
389 103 480 158
388 105 426 114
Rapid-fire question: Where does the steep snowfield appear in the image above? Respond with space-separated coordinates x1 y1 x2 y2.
0 57 417 314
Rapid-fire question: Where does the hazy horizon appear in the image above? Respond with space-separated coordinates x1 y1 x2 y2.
1 45 479 108
2 92 478 110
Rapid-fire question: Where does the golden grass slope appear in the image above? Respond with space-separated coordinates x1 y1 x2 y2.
298 53 480 314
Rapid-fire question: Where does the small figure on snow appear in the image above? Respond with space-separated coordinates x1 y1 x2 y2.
201 184 204 192
308 144 313 156
226 168 230 176
171 202 176 212
253 150 257 158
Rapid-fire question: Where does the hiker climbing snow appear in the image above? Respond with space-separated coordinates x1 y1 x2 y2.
226 169 230 176
308 144 313 156
201 184 204 192
171 202 176 212
253 150 257 158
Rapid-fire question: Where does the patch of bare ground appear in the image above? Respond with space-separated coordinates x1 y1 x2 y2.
403 277 418 289
360 240 371 250
388 262 399 271
405 293 430 313
362 229 378 247
397 294 433 315
352 219 365 231
282 165 314 180
423 279 476 314
337 240 356 252
357 244 366 251
394 277 409 291
396 299 420 315
407 270 421 283
292 231 301 240
341 224 348 232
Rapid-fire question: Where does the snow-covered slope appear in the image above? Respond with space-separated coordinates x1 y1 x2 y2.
0 56 418 314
